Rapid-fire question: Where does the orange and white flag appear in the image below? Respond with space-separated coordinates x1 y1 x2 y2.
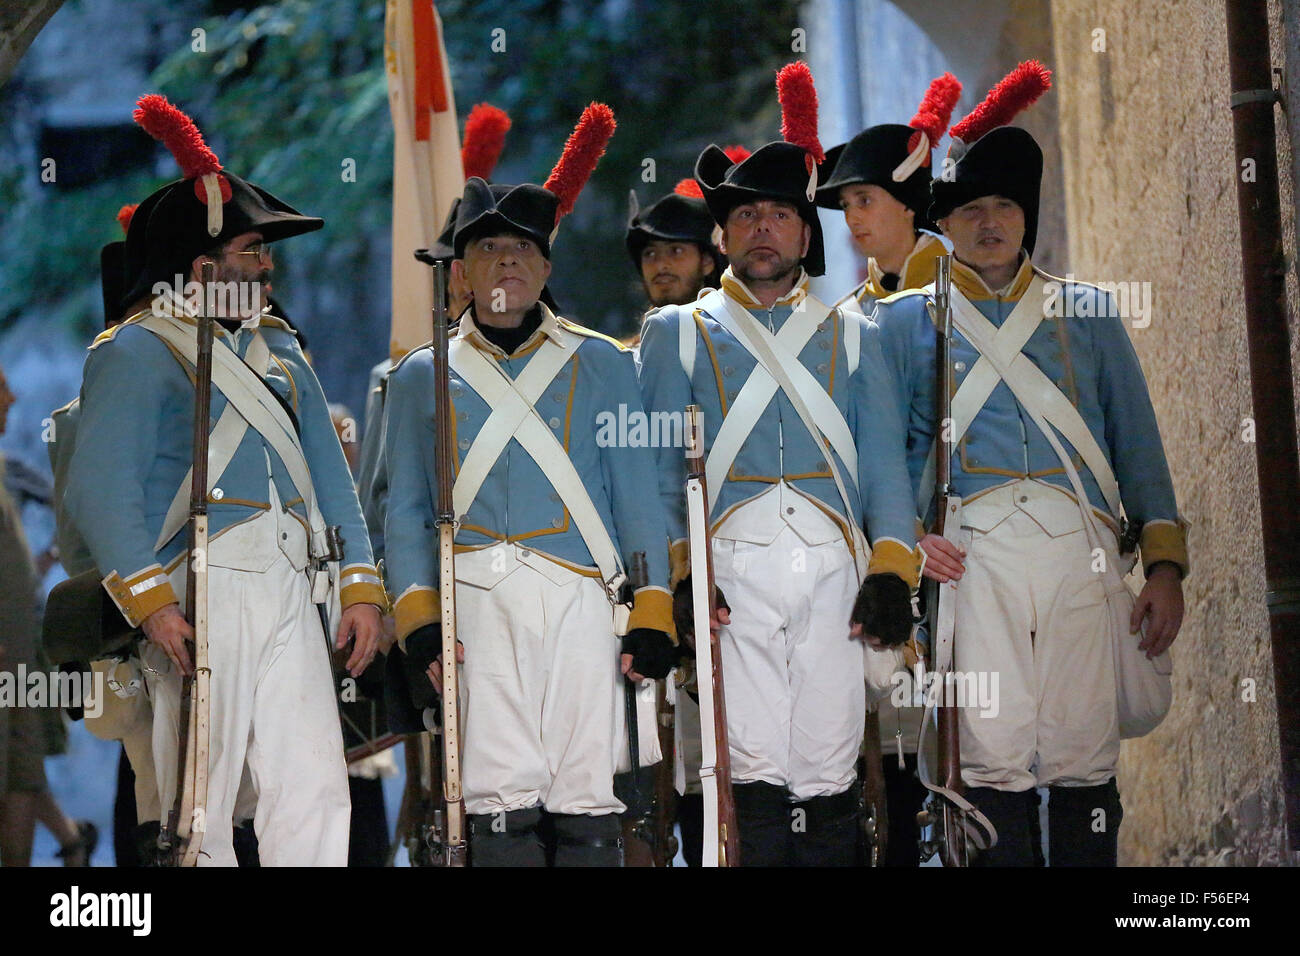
385 0 463 358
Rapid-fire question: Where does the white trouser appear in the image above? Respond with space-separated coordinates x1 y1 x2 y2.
456 544 636 816
144 509 350 866
712 519 883 800
98 664 258 827
956 480 1121 790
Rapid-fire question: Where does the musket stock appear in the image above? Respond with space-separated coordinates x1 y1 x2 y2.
163 260 216 867
409 251 468 867
621 551 661 866
429 257 468 867
684 404 740 867
931 252 970 867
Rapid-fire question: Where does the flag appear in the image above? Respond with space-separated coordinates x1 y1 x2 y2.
385 0 464 357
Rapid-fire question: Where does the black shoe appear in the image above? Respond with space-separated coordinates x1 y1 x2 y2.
1048 780 1122 867
469 808 547 867
965 787 1039 867
551 813 624 868
790 788 861 867
732 781 795 867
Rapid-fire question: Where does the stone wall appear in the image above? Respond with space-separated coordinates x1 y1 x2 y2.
1050 0 1295 865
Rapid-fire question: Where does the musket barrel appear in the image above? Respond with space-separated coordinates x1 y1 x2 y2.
427 255 467 866
931 252 969 865
165 260 216 866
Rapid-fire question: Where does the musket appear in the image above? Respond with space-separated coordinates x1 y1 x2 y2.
860 706 888 865
162 260 216 867
423 253 468 867
345 732 404 764
919 253 974 867
652 676 680 866
621 551 659 867
684 404 739 867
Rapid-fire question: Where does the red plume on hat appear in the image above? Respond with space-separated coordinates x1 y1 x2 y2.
949 60 1052 152
723 144 751 165
543 102 617 225
461 103 511 182
133 93 231 236
678 144 749 198
776 61 823 200
904 73 963 167
116 204 138 235
674 178 703 199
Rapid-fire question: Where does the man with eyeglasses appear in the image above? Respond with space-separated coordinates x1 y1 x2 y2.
63 96 384 866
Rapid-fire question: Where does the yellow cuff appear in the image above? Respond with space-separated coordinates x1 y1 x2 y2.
867 538 923 591
339 563 388 612
394 585 439 648
103 564 178 628
628 586 675 642
669 538 691 590
1139 519 1189 579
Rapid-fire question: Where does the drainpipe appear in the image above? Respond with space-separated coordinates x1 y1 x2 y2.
1225 0 1300 850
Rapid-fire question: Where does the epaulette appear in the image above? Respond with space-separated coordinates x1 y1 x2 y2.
87 311 148 351
832 281 868 312
876 287 931 306
556 316 629 352
51 397 80 417
259 314 296 334
388 341 433 376
1032 265 1111 297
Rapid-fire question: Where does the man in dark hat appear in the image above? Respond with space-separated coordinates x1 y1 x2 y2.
816 74 963 867
383 104 677 867
817 74 961 314
638 62 922 866
626 182 722 313
358 105 510 570
622 174 730 864
872 62 1187 866
62 95 385 866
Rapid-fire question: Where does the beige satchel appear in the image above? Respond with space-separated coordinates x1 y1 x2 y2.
952 295 1172 739
84 655 152 743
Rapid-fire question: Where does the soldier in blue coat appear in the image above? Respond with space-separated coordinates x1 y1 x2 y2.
870 63 1187 866
383 173 677 867
637 63 923 866
62 96 384 866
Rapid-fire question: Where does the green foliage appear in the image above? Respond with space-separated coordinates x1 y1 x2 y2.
437 0 804 332
2 0 806 352
0 166 160 332
153 0 393 260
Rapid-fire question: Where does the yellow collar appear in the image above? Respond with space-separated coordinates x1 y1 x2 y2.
720 267 810 310
459 302 567 357
863 231 948 299
951 253 1036 302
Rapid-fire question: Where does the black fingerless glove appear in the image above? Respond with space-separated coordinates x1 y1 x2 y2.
403 623 441 711
620 628 677 680
850 573 914 647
